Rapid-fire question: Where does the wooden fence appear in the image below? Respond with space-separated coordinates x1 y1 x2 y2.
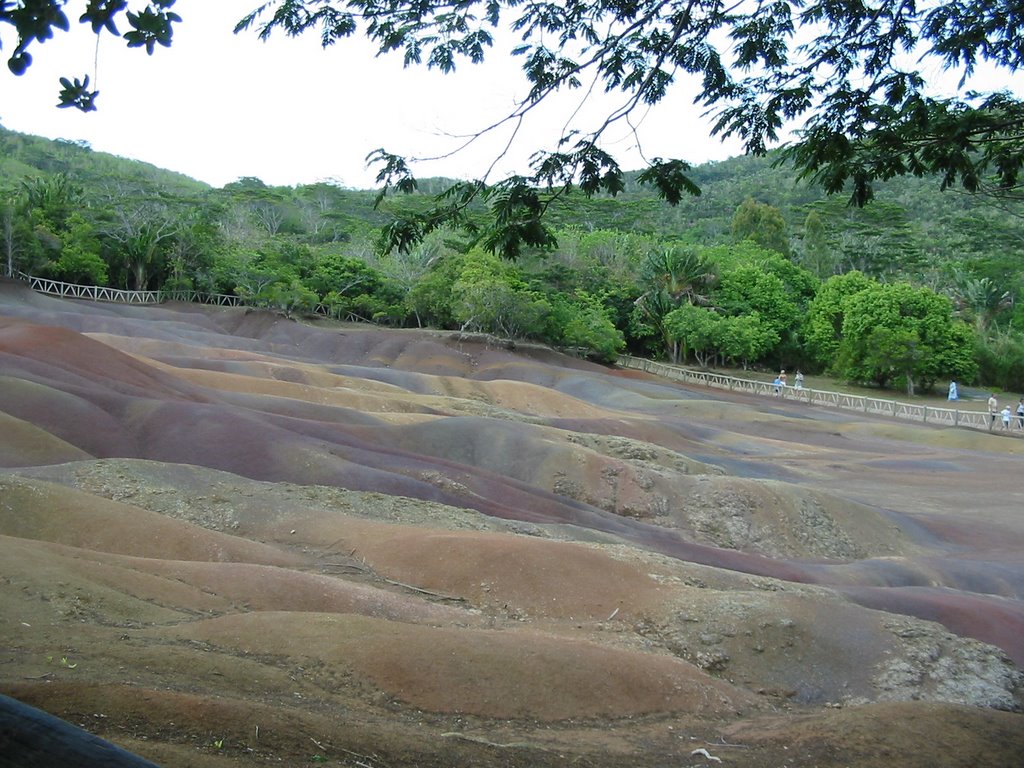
14 272 244 307
617 355 1019 436
12 272 371 318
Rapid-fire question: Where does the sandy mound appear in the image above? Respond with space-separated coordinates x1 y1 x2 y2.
156 611 754 720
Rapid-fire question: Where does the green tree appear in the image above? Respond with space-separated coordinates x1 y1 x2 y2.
545 290 625 362
714 265 795 349
99 205 179 290
803 271 876 369
975 327 1024 392
451 249 549 339
834 281 977 392
798 210 836 279
948 270 1014 334
8 2 1021 257
262 278 319 318
663 303 722 367
405 251 468 329
633 247 717 362
47 213 107 285
718 314 780 370
704 242 817 300
731 198 790 256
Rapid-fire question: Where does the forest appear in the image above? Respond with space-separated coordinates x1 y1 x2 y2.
2 122 1022 393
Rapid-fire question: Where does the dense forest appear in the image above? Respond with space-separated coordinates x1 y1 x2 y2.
2 122 1022 393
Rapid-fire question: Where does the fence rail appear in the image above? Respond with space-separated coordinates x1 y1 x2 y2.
616 355 1017 436
15 272 251 308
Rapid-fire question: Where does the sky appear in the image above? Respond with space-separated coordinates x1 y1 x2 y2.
2 2 1019 191
1 0 750 190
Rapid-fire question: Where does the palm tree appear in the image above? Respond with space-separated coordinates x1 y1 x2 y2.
634 247 717 362
949 269 1014 333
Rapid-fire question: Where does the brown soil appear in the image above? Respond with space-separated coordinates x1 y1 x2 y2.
1 279 1023 767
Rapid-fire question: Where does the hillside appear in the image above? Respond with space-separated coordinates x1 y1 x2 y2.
3 121 1020 284
1 280 1022 767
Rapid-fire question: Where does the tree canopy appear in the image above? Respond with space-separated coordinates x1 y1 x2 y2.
4 1 1022 255
4 0 1019 259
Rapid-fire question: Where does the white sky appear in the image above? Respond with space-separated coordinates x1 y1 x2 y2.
1 2 1018 191
0 0 749 190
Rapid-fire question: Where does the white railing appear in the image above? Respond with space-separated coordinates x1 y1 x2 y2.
159 289 244 307
16 272 245 308
617 355 1016 436
17 273 164 304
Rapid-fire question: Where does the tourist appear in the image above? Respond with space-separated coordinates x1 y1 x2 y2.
988 393 999 430
1002 406 1012 431
1017 398 1024 430
948 380 958 401
794 370 805 389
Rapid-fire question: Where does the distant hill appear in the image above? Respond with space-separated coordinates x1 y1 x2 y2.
2 121 1020 285
0 124 208 198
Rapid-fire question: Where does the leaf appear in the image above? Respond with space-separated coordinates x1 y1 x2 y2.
636 159 701 205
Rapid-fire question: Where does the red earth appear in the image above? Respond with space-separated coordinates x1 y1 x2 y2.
1 278 1022 767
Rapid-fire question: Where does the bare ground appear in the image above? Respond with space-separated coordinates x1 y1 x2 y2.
1 278 1023 767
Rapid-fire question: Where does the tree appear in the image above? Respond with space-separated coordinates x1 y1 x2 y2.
803 271 876 369
100 205 179 290
47 213 108 285
406 251 466 329
633 247 717 362
450 249 549 338
797 210 837 279
948 269 1014 333
731 198 790 256
663 303 722 367
714 264 796 348
5 1 1022 257
833 281 977 392
718 313 779 370
1 197 13 277
545 290 625 362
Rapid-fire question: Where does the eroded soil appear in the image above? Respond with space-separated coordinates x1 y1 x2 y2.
2 279 1023 767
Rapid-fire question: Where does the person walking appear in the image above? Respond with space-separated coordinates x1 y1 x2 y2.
988 393 999 430
794 370 805 389
948 380 958 401
1016 398 1024 430
1001 406 1012 431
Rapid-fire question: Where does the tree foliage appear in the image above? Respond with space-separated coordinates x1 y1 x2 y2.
4 1 1022 256
3 120 1020 387
633 247 716 362
731 198 790 256
828 280 977 392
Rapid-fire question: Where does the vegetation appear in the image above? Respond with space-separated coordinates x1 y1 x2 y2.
3 1 1021 260
1 123 1021 389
